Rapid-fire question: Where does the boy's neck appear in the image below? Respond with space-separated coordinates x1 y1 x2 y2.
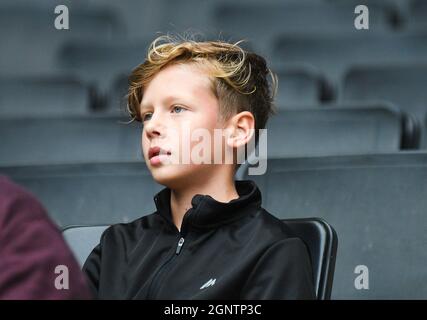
170 174 239 232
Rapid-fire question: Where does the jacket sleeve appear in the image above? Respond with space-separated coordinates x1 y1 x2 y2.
0 176 92 300
241 237 316 300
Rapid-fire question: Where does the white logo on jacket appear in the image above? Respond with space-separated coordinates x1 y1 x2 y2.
200 278 216 290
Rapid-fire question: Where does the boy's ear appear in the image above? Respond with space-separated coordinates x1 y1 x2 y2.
225 111 255 149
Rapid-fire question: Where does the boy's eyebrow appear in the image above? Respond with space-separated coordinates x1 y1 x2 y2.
140 95 187 111
139 103 151 113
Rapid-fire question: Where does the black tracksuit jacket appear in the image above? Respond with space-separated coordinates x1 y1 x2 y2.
83 180 315 299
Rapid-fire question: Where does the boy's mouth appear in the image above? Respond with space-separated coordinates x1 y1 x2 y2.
148 146 172 166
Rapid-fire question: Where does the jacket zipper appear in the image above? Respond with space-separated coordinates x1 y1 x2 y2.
175 237 185 254
146 235 186 299
146 201 192 299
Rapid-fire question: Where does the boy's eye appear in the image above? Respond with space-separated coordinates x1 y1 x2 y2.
172 105 185 114
142 113 153 122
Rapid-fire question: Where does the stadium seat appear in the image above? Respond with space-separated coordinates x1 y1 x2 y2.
0 5 124 76
283 218 338 300
0 162 162 228
341 64 427 128
63 225 109 267
243 151 427 299
213 1 397 57
0 77 93 117
250 104 406 160
406 0 427 31
155 0 219 37
0 116 142 166
108 74 129 115
272 34 427 87
57 39 152 91
274 67 329 108
423 115 427 149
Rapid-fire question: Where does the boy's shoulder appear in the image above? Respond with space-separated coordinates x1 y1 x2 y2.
249 207 301 243
97 211 162 243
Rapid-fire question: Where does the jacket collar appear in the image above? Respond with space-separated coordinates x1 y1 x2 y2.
153 180 262 234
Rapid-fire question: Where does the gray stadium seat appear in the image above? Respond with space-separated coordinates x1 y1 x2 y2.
272 34 427 87
0 116 141 166
155 0 219 37
250 105 405 160
1 158 248 229
406 0 427 31
243 151 427 299
0 5 124 76
108 74 129 115
423 115 427 149
341 64 427 127
58 39 151 91
213 1 397 57
284 218 338 300
275 67 329 108
0 77 92 117
63 225 109 267
1 162 162 228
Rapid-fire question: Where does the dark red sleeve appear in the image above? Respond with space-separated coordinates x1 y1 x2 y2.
0 176 92 299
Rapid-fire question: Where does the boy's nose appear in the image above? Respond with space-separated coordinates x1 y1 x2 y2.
144 114 164 139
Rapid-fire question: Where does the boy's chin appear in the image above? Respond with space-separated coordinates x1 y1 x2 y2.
149 165 194 189
149 164 214 189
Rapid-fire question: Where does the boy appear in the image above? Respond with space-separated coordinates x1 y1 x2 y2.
83 36 315 299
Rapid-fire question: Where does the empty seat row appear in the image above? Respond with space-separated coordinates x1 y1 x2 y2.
215 0 427 47
3 0 424 39
0 161 162 228
0 115 141 166
341 64 427 127
256 104 409 159
272 33 427 87
214 0 399 58
243 151 427 299
3 62 427 119
0 77 94 117
2 0 427 77
0 105 416 167
56 39 150 91
0 66 327 116
0 75 130 117
0 4 125 76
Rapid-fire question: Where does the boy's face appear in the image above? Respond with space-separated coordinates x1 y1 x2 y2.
140 63 229 189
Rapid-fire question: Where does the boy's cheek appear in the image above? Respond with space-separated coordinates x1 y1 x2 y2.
141 140 150 162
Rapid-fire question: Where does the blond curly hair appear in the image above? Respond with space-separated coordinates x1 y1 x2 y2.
127 35 277 141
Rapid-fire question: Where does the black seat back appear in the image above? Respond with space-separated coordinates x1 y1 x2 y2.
283 218 338 300
244 152 427 298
